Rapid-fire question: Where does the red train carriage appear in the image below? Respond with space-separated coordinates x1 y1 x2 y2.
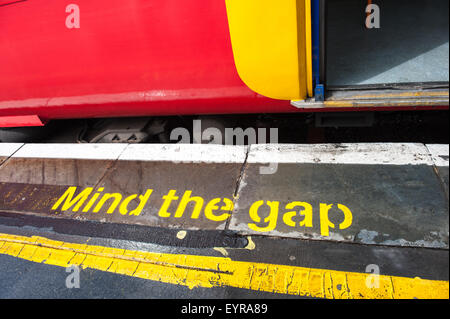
0 0 448 129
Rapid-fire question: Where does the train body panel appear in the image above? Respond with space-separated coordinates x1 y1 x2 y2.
0 0 448 127
0 0 295 125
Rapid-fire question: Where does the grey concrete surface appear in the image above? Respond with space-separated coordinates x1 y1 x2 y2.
0 142 448 299
327 0 449 86
229 163 449 248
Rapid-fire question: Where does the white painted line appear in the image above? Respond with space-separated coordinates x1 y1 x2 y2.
0 143 24 157
247 143 435 166
426 144 449 167
7 143 444 166
119 144 248 163
12 143 128 160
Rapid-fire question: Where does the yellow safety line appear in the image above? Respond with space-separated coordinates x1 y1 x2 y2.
335 91 449 100
0 233 448 299
304 0 313 98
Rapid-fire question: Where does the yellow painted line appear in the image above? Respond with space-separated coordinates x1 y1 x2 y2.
0 233 448 299
323 99 449 108
324 101 364 107
340 91 449 100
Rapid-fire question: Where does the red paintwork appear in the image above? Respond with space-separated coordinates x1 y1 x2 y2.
0 115 44 127
0 0 296 127
0 0 446 127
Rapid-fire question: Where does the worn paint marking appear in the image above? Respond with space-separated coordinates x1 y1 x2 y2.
0 233 448 299
0 182 355 238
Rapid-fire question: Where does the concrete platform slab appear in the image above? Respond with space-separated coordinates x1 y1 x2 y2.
0 143 127 186
427 144 449 199
0 142 448 249
0 142 448 299
73 160 243 230
229 144 449 248
0 143 247 231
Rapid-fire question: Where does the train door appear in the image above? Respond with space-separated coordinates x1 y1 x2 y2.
226 0 449 109
296 0 449 108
